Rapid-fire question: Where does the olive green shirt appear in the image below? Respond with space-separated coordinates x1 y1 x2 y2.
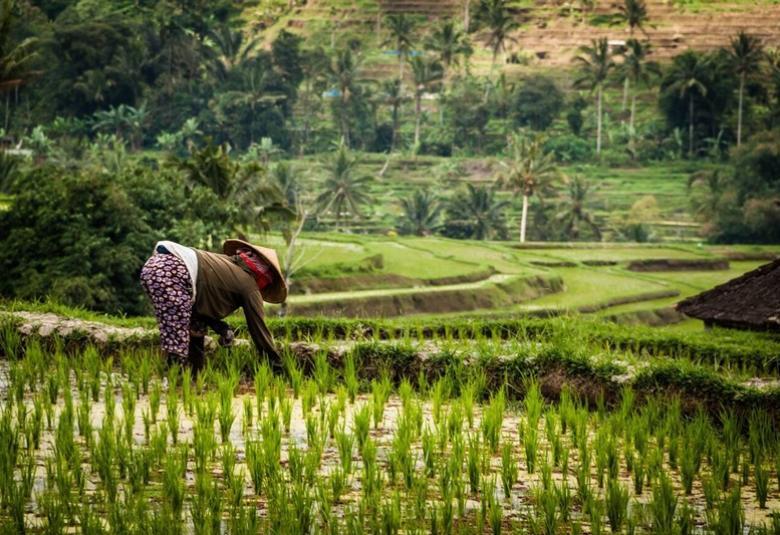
193 249 280 360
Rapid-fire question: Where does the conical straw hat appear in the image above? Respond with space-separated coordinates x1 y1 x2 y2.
223 239 287 303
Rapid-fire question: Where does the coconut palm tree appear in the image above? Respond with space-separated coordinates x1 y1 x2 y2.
476 0 519 66
315 141 373 225
613 0 650 110
205 24 261 82
382 14 417 89
445 183 510 240
424 20 473 78
728 31 764 147
0 0 38 130
662 50 710 157
381 78 407 150
555 175 601 241
409 56 444 147
399 189 442 236
328 48 363 146
616 39 660 150
573 38 615 156
497 132 558 243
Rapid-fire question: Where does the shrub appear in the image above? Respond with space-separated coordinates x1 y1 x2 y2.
544 134 593 163
0 164 232 314
511 75 564 131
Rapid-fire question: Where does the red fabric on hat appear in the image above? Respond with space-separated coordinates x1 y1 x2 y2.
238 251 274 290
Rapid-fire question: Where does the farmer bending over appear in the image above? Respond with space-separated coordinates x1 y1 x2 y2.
140 238 286 371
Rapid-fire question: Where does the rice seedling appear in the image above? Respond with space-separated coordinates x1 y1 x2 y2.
166 384 180 445
649 473 677 534
163 446 187 517
523 420 539 474
481 390 505 454
500 441 517 499
343 352 360 403
587 494 605 535
707 486 744 535
371 375 392 429
284 353 303 398
532 485 559 535
606 478 629 533
149 380 161 424
755 460 770 509
217 372 238 442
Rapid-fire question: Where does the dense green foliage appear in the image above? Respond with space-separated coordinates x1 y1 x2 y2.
0 163 234 313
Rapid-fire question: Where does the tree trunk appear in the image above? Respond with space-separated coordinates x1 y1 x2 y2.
629 92 637 155
464 0 470 31
737 74 744 147
622 77 629 114
4 92 9 132
596 86 603 155
391 102 400 150
688 94 694 158
520 194 529 243
414 92 422 146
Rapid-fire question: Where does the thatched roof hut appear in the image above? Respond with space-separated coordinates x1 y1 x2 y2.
675 259 780 332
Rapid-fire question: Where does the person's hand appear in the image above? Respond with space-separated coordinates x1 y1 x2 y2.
218 328 235 348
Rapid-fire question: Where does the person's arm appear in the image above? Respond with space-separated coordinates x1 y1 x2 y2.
242 290 281 361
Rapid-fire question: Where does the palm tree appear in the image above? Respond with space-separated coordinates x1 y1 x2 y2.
476 0 519 66
381 78 406 150
382 14 417 89
613 0 650 110
573 38 615 156
687 169 724 222
555 175 601 241
271 161 301 207
0 0 38 130
328 48 363 146
409 56 444 147
616 39 660 150
205 24 260 82
315 141 373 225
446 183 509 240
615 0 649 36
728 31 764 147
424 20 473 78
662 50 710 157
767 48 780 127
497 132 558 243
399 189 441 236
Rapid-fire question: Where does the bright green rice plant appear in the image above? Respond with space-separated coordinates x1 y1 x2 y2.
354 403 371 451
149 380 161 424
702 475 719 509
162 446 187 517
283 354 303 398
632 456 645 495
481 390 505 454
755 460 769 509
712 445 731 491
274 393 289 432
677 499 695 535
245 440 264 495
524 379 543 428
524 421 538 474
242 396 253 436
545 413 561 467
166 387 180 445
181 367 192 416
500 441 517 499
606 478 629 533
371 375 392 429
467 433 482 494
330 466 348 503
555 478 572 523
217 377 236 443
301 380 317 416
706 486 744 535
313 351 332 394
343 352 359 403
254 362 271 419
533 485 559 535
649 473 677 534
487 481 502 535
122 382 136 445
587 494 605 535
679 439 696 495
381 492 402 535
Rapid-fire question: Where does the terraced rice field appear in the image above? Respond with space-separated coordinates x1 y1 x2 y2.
1 313 779 533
